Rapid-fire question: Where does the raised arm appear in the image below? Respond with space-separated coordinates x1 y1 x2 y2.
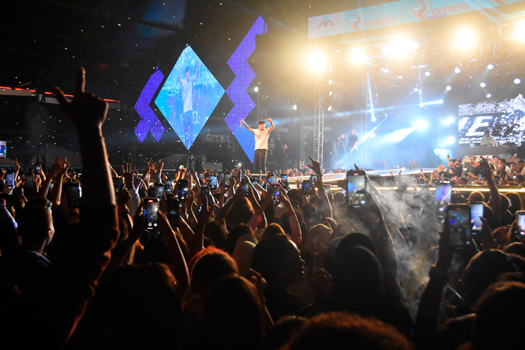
267 117 275 132
241 119 255 133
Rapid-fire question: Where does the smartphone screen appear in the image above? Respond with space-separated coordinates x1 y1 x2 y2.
302 180 311 194
178 180 189 202
469 203 484 233
6 173 14 187
164 180 172 195
154 184 164 199
26 174 34 188
271 184 280 205
241 182 250 196
517 211 525 238
143 198 159 231
209 176 217 189
201 186 210 198
447 205 471 248
35 165 41 174
66 183 82 209
347 171 366 207
167 198 179 220
435 183 452 220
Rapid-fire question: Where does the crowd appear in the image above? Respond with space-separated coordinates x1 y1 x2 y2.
1 68 525 350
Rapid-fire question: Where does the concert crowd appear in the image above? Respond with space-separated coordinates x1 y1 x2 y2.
1 69 525 350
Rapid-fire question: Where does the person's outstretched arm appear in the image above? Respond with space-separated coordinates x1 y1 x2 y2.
267 117 274 132
241 119 255 133
0 68 119 349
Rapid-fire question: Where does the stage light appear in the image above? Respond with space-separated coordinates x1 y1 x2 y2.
444 136 456 145
480 82 486 88
329 90 333 96
414 87 419 92
425 70 431 76
383 38 418 58
293 105 297 110
456 29 475 49
487 63 494 70
517 21 525 42
445 116 455 124
254 86 259 92
371 115 376 122
350 48 366 64
327 106 332 111
369 132 376 138
486 94 492 98
415 120 427 130
398 75 403 79
381 67 390 74
439 99 444 104
328 79 333 84
455 66 461 73
515 78 521 84
446 86 452 91
238 163 242 167
308 52 325 72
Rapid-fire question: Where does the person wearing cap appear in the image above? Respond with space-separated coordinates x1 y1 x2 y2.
241 117 274 174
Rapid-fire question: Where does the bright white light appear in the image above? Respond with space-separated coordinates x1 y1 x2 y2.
238 163 242 167
446 86 452 91
415 120 428 130
254 86 259 92
445 116 455 124
425 70 431 77
327 106 332 111
398 75 403 79
308 52 325 72
444 136 456 145
456 29 475 49
455 66 461 73
515 78 521 84
414 87 419 92
329 90 333 96
439 99 444 104
517 21 525 42
350 48 366 64
371 115 376 122
487 63 494 70
383 38 418 58
486 94 492 98
480 82 486 88
381 67 390 74
293 105 297 110
369 132 376 138
328 79 333 84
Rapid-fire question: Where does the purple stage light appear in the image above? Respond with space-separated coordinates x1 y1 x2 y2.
135 69 165 142
225 16 267 162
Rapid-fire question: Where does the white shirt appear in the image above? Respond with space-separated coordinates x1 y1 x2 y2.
480 134 495 146
254 128 272 150
180 78 193 113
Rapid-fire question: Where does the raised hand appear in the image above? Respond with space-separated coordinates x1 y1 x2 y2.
308 156 322 176
50 67 108 131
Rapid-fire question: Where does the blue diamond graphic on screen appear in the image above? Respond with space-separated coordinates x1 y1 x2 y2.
155 46 225 150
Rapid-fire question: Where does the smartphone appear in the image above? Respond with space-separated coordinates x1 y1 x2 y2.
167 198 179 220
268 172 278 184
65 183 82 209
240 171 245 182
178 179 189 202
113 177 124 193
164 180 172 195
434 183 452 219
324 184 331 196
209 176 218 189
311 175 318 184
35 165 41 174
346 170 366 207
154 173 161 184
6 173 15 187
517 211 525 238
271 183 280 205
302 180 312 194
201 186 210 198
154 183 164 199
143 197 159 231
446 204 472 249
223 173 231 188
241 181 250 196
469 202 484 234
281 174 289 188
26 173 34 188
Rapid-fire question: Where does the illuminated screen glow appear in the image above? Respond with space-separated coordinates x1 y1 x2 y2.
225 16 267 162
0 141 6 158
155 46 225 150
134 70 166 142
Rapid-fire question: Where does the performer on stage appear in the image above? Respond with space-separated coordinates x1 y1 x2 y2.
347 129 358 152
177 62 200 147
480 130 495 147
241 117 274 174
